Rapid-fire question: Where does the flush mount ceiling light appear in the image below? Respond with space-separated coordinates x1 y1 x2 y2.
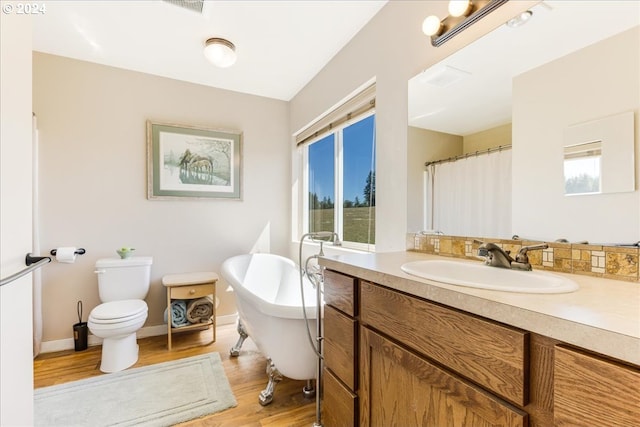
203 37 237 68
506 10 533 28
422 0 508 47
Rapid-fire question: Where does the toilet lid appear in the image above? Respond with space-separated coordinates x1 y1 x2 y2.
90 299 147 321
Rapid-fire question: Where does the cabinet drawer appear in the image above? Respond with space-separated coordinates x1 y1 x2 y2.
324 270 357 316
170 284 214 299
360 281 528 406
554 345 640 426
324 305 357 390
323 368 357 427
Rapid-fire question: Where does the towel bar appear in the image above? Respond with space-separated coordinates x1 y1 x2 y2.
0 254 51 287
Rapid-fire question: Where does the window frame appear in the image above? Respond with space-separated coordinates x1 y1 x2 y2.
302 109 376 251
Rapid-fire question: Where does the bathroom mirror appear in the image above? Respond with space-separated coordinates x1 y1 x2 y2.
563 111 635 196
408 0 639 242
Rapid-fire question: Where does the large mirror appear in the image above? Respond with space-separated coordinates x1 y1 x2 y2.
408 0 639 244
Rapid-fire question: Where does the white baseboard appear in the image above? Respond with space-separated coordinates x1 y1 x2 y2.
39 314 238 354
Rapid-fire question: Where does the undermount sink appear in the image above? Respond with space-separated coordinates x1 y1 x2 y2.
400 260 579 294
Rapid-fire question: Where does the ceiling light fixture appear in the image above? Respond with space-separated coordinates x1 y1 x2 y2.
203 37 237 68
422 0 508 47
506 10 533 28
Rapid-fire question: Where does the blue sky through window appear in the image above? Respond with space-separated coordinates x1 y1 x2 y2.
308 134 335 202
308 115 375 203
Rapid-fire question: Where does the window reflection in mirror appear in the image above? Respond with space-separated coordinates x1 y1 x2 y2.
564 141 602 195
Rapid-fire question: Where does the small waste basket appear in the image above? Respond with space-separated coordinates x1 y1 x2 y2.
73 300 88 352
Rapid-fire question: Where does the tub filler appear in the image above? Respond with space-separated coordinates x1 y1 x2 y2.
221 253 319 405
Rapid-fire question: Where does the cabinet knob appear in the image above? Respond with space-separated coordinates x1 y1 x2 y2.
189 289 196 295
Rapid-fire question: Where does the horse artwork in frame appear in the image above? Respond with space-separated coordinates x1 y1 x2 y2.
147 121 242 200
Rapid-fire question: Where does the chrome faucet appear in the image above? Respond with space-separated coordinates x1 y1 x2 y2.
478 242 549 271
478 242 513 269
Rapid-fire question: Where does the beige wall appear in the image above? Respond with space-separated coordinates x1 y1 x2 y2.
512 26 640 243
33 53 290 343
463 123 512 154
288 0 538 254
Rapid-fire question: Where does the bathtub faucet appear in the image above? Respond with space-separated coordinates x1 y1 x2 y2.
307 231 341 249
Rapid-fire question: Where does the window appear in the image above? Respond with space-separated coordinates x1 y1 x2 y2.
563 140 602 195
306 112 376 249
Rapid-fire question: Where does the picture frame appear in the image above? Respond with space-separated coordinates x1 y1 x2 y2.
147 121 242 200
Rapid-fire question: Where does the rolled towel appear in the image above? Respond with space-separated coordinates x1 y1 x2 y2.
163 299 189 328
186 295 214 323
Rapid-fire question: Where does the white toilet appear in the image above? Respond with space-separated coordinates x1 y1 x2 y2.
88 256 153 373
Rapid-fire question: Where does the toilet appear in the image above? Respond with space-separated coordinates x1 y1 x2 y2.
88 256 153 373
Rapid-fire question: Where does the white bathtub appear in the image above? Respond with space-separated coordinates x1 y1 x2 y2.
221 253 319 403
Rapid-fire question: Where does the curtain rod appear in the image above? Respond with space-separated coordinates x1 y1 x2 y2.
424 144 512 167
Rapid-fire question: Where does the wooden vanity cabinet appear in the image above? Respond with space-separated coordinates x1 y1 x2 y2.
321 268 639 426
323 270 359 426
360 327 527 427
554 345 640 426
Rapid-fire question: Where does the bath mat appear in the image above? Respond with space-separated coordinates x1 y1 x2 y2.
34 353 237 427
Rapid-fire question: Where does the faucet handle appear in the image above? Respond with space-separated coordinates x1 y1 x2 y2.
515 243 549 263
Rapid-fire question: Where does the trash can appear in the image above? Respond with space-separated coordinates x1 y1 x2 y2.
73 300 88 352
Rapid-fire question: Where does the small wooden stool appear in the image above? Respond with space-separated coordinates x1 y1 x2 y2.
162 272 218 350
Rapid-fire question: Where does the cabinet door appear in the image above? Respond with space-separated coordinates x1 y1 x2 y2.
554 345 640 427
360 327 527 427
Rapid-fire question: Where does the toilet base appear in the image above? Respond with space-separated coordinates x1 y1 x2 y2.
99 332 139 373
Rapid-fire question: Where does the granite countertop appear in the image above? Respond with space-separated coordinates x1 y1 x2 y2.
319 251 640 365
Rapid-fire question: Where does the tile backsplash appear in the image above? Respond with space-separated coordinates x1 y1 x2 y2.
407 233 639 283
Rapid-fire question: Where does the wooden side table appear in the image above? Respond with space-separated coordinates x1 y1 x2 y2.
162 271 218 350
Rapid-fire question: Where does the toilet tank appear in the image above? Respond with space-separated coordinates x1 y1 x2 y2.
95 256 153 302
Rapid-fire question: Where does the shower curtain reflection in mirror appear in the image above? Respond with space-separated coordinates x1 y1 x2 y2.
426 148 512 238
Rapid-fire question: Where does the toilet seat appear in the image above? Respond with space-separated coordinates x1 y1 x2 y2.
89 299 147 324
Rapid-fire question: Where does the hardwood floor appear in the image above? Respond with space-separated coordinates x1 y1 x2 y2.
34 323 317 426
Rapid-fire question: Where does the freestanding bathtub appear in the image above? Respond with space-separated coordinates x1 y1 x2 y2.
221 253 319 405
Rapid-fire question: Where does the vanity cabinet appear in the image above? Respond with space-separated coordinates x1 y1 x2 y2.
554 345 640 426
322 267 639 426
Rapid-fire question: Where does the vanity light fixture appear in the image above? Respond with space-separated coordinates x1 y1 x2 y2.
422 0 508 47
203 37 237 68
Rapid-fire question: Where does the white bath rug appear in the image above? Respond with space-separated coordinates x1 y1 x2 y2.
34 353 237 426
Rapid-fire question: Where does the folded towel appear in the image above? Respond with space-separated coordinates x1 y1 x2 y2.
186 296 214 323
163 299 189 328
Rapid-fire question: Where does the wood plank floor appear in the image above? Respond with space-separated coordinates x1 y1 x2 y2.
34 323 317 426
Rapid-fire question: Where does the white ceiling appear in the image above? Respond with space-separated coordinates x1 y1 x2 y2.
32 0 387 101
408 1 640 136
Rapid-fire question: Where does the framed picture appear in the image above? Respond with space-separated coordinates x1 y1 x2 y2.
147 121 242 200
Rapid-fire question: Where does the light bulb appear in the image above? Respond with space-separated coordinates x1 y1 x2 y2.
506 10 533 28
448 0 472 18
422 15 443 37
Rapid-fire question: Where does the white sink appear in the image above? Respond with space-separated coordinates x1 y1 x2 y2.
400 260 579 294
